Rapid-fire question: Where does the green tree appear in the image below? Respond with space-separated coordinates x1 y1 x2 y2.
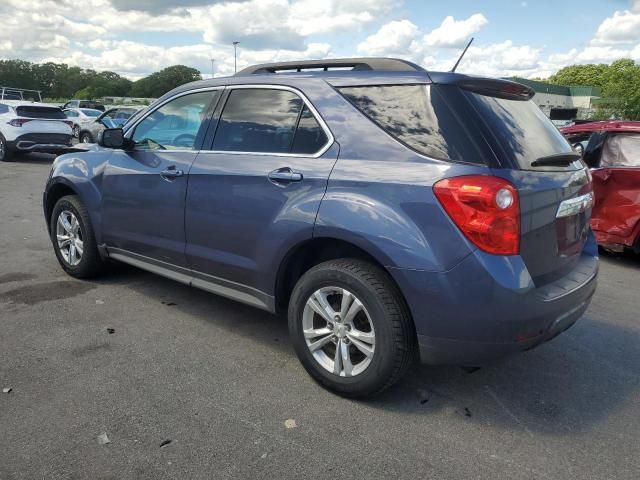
548 59 640 120
130 65 202 98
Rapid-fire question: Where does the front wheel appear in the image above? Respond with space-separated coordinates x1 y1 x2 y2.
72 125 80 138
288 259 416 397
50 195 105 278
79 132 93 143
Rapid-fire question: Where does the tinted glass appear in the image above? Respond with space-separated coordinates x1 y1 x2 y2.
339 85 483 163
213 89 303 153
0 103 8 114
64 110 78 118
17 106 66 119
291 105 328 154
81 109 101 117
132 91 218 151
466 92 576 170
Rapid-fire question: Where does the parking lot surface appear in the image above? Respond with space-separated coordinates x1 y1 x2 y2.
1 155 639 480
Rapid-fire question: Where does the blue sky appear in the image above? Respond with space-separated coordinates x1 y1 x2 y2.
0 0 638 79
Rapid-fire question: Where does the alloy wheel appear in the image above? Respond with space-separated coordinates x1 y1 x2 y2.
56 210 84 266
302 286 375 377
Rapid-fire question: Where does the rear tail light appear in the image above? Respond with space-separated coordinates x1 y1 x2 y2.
8 119 32 127
434 175 520 255
63 120 74 128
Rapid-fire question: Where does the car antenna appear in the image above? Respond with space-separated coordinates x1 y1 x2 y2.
450 37 474 72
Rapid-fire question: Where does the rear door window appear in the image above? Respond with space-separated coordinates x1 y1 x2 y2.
338 84 484 164
466 92 576 170
213 88 304 154
291 105 328 154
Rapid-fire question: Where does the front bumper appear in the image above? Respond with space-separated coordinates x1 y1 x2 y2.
390 233 599 366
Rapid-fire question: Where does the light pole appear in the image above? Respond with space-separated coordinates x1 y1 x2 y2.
233 41 240 73
210 58 215 78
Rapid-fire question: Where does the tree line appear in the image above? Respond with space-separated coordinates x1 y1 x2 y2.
1 57 639 119
549 59 640 120
0 60 202 100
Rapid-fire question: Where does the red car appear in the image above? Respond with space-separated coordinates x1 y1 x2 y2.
561 121 640 253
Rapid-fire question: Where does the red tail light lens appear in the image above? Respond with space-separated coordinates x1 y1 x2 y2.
8 119 32 127
434 175 520 255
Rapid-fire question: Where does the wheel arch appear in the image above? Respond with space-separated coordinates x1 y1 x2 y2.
274 236 412 323
45 180 80 233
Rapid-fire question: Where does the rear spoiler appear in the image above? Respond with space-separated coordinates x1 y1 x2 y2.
456 78 534 101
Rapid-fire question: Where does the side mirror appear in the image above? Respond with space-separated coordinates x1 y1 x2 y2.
99 128 126 149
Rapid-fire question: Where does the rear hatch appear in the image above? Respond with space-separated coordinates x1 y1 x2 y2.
462 83 592 286
15 105 72 135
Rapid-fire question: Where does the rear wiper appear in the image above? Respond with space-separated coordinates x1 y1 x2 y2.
531 152 582 167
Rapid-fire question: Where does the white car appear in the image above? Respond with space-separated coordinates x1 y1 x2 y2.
0 100 73 162
63 108 103 138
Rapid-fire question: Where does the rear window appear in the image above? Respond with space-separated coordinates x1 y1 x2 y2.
465 92 575 170
338 84 484 164
16 106 66 120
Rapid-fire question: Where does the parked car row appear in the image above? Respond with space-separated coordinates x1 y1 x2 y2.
62 106 144 141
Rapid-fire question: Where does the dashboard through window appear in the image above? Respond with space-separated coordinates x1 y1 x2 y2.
132 91 219 151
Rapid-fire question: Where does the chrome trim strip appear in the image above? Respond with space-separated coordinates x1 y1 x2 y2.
107 247 274 312
16 142 71 151
124 84 334 159
556 192 594 218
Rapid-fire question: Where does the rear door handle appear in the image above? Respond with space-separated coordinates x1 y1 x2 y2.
268 167 303 185
160 166 184 180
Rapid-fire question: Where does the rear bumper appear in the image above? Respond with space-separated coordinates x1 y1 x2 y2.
390 232 599 366
7 134 73 154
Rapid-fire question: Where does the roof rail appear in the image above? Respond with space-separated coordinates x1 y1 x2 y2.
236 57 426 75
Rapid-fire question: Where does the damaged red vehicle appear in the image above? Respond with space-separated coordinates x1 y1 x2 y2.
561 121 640 253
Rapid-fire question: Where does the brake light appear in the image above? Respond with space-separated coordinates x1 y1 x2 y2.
63 120 74 128
434 175 520 255
8 118 32 127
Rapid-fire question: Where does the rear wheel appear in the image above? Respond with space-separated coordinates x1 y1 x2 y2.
79 132 93 143
288 259 415 397
0 134 14 162
50 195 105 278
72 125 80 138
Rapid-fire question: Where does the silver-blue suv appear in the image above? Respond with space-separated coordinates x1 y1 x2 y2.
44 58 598 397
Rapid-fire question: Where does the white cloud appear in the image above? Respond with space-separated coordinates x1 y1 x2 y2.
424 13 488 48
357 20 420 56
591 9 640 46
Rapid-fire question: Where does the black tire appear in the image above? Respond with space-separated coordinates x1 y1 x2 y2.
50 195 105 278
72 124 80 138
0 134 14 162
79 132 93 144
288 258 416 398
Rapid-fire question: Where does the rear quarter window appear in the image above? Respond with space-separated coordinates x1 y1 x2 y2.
337 84 485 164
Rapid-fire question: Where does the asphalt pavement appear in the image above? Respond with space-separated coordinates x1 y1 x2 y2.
1 154 638 479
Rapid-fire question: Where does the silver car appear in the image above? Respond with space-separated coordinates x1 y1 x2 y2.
77 106 144 143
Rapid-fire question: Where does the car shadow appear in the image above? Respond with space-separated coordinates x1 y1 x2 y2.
91 263 639 437
599 249 640 270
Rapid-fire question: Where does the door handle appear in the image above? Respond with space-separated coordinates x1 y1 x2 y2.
268 167 303 185
160 166 184 180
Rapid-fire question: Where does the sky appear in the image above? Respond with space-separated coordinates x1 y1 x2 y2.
1 0 639 80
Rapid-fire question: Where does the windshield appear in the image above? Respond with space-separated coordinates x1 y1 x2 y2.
466 92 576 170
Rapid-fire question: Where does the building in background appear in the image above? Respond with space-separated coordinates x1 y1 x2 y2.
507 77 601 124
